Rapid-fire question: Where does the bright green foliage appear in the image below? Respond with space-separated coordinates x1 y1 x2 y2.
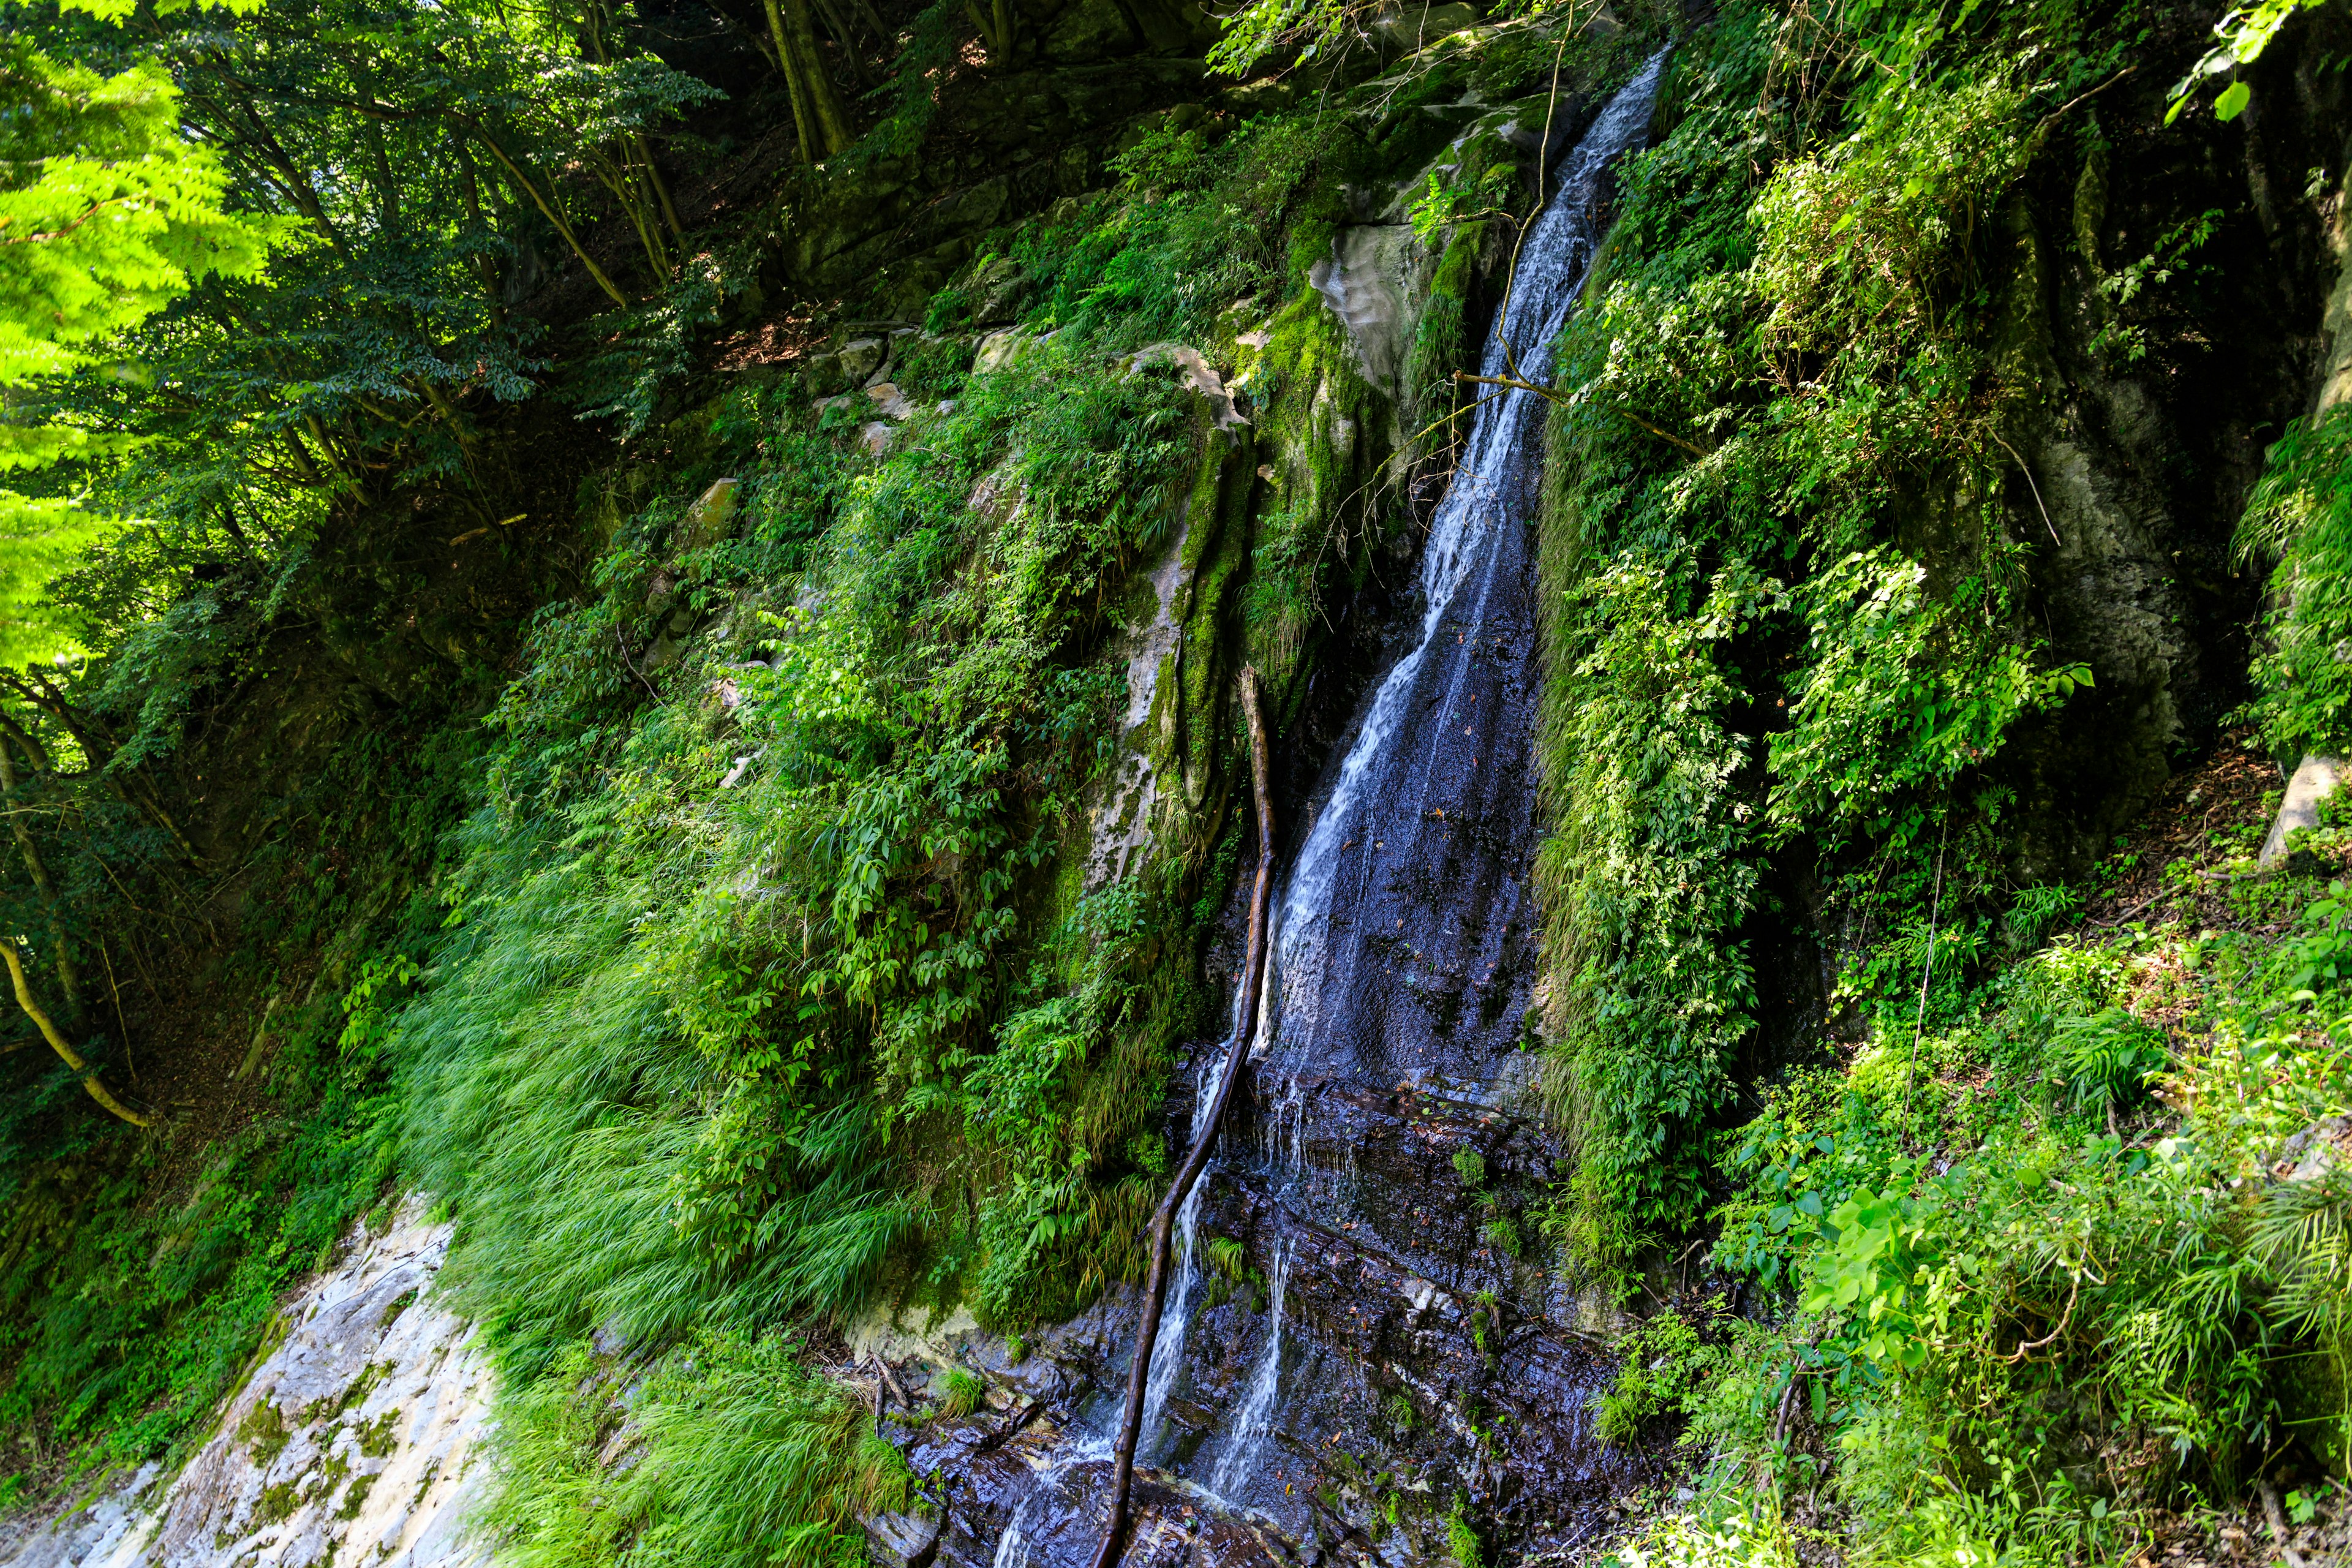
1539 556 1760 1255
1445 1494 1484 1568
395 350 1215 1397
2166 0 2333 123
1768 550 2085 842
4 0 715 671
1536 0 2129 1268
0 37 282 663
1594 1310 1715 1442
1611 857 2352 1559
2239 409 2352 758
938 1366 987 1418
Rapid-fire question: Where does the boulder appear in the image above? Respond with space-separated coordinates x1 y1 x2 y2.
1308 224 1420 395
1370 0 1481 53
2261 754 2346 869
839 336 889 385
675 478 739 554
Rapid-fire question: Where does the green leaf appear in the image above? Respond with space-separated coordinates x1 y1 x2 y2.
2214 81 2252 121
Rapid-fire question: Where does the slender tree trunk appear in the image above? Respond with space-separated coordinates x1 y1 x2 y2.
1088 667 1276 1568
763 0 820 164
810 0 875 85
453 142 507 324
0 734 79 1020
777 0 854 154
635 134 688 240
459 121 632 308
4 942 146 1126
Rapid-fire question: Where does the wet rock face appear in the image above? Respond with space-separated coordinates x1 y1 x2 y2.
877 62 1672 1568
1988 26 2352 883
0 1202 490 1568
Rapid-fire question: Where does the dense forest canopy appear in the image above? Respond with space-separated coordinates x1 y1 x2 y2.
1 0 2351 1564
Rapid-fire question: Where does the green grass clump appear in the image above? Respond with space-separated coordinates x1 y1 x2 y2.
480 1333 908 1568
938 1367 988 1419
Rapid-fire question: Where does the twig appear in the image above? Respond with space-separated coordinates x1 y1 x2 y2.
2261 1482 2311 1568
866 1351 910 1408
1991 431 2061 546
1088 666 1278 1568
100 938 132 1082
613 624 664 703
1996 1275 2079 1363
2031 67 2133 145
1453 372 1709 456
1771 1366 1805 1444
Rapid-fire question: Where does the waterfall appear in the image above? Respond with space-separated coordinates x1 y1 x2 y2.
1205 1236 1292 1499
1173 51 1668 1527
1030 55 1668 1548
1264 50 1670 1100
1134 1180 1204 1462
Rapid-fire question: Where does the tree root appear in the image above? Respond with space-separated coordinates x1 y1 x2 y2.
1087 666 1276 1568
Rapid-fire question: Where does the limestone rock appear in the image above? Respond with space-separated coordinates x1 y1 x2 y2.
2261 755 2345 869
839 336 889 385
676 477 739 554
0 1199 493 1568
1370 1 1482 53
1308 226 1420 397
1123 342 1248 430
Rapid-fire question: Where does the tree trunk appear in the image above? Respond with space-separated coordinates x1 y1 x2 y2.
4 942 147 1127
777 0 854 154
1088 666 1276 1568
763 0 820 165
0 734 78 1020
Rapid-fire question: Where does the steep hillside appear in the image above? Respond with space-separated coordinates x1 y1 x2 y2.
4 1 2352 1565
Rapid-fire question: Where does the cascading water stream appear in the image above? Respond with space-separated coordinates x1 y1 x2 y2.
1000 61 1667 1560
1114 52 1668 1534
1205 1237 1291 1498
1262 50 1669 1102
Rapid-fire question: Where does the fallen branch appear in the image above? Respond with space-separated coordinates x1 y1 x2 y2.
1087 666 1277 1568
4 941 150 1126
2262 1482 2311 1568
1451 372 1709 457
1991 431 2062 546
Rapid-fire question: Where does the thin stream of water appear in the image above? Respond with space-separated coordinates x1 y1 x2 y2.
1205 1237 1292 1498
1033 57 1669 1545
1263 51 1670 1093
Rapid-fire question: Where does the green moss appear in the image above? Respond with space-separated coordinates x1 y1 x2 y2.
335 1471 376 1521
1145 410 1256 838
355 1408 401 1459
302 1360 391 1426
1240 284 1398 704
237 1400 292 1471
256 1479 303 1525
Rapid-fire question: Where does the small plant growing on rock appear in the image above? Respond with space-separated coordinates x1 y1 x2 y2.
1451 1147 1486 1188
940 1368 988 1419
1446 1496 1483 1568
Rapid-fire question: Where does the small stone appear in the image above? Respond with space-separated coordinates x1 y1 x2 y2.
838 336 888 383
